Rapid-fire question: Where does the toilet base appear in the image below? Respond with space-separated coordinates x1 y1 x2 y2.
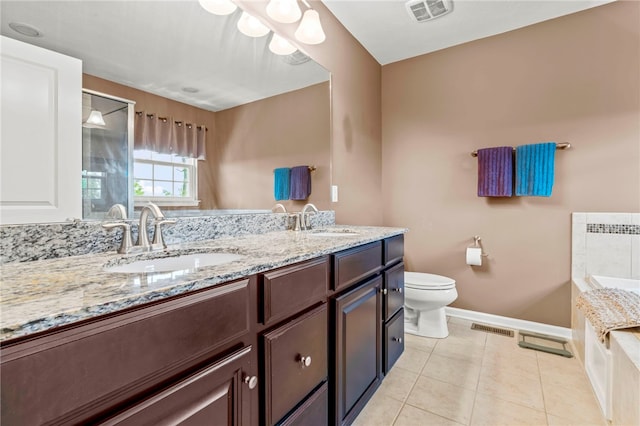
404 307 449 338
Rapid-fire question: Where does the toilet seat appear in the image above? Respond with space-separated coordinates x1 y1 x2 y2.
404 272 456 290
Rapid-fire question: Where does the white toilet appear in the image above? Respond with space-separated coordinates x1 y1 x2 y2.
404 272 458 338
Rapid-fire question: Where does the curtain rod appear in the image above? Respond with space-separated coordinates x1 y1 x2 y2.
135 111 208 131
470 142 571 157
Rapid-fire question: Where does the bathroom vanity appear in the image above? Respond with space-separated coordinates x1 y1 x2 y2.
0 227 405 425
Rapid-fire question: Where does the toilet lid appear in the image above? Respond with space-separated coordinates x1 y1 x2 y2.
404 272 456 290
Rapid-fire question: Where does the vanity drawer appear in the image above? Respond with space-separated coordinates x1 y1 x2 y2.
263 304 328 426
333 241 383 292
0 278 252 426
261 257 329 326
384 309 405 375
279 381 328 426
384 262 405 321
383 234 404 266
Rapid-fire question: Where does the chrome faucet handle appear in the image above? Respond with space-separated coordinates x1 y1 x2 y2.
102 222 133 254
272 203 287 213
152 219 176 248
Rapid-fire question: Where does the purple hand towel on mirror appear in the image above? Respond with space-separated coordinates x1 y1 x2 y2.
477 146 513 197
289 165 312 200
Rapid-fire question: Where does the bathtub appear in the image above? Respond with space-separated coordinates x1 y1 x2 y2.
589 275 640 295
581 275 640 423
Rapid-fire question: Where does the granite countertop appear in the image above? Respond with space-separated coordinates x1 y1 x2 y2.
0 225 406 342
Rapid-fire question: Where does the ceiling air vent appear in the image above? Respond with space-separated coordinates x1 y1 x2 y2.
405 0 453 22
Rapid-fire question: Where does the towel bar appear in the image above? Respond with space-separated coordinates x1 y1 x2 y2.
470 142 571 157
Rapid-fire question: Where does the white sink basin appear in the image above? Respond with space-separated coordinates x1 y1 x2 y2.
104 253 243 274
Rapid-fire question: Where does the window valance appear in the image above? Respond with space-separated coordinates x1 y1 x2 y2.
134 111 207 160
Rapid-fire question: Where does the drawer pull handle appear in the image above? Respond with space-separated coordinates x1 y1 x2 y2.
392 337 402 343
393 288 403 293
299 355 312 368
244 375 258 390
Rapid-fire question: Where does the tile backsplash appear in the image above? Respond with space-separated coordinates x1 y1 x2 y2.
0 211 335 264
572 212 640 280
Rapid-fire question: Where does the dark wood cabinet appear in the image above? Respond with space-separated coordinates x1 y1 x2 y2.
333 275 383 426
263 305 328 425
0 278 256 426
101 345 256 426
1 234 404 426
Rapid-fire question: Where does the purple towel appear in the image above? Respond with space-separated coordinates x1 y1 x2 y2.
289 166 312 200
477 146 513 197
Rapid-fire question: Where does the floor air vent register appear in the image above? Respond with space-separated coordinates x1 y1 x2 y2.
470 322 573 357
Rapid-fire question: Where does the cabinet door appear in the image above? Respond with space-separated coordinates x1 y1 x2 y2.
0 36 82 224
384 309 405 375
384 262 405 321
101 346 256 426
333 275 382 425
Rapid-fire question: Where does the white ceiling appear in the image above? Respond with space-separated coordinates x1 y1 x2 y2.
321 0 615 65
0 1 329 112
0 1 615 111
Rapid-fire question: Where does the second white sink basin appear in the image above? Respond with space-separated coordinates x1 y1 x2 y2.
105 252 244 274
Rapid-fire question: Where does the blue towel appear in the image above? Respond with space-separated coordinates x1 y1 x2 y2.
289 165 311 200
274 168 290 201
477 146 513 197
515 142 556 196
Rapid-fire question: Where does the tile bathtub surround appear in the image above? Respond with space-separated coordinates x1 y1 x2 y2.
354 317 606 426
572 212 640 280
0 225 403 341
0 211 335 264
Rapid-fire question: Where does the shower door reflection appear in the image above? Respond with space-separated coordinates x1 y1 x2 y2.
82 90 134 219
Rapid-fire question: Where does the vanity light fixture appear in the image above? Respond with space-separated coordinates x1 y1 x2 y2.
266 0 302 24
83 110 106 128
237 11 270 37
198 0 237 16
294 3 325 45
269 33 297 55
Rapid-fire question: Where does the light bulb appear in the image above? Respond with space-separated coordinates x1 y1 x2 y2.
237 11 270 37
198 0 237 16
294 9 325 45
269 33 297 55
266 0 302 24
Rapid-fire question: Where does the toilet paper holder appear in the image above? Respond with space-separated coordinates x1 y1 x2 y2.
472 236 489 257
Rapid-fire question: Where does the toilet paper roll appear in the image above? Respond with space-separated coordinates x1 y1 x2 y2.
466 247 483 266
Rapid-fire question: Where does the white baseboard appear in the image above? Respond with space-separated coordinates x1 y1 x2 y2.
445 307 572 340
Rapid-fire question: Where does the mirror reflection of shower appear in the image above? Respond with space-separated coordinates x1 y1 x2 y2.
81 90 134 220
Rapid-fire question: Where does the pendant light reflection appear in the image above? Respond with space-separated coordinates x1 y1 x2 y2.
294 9 325 45
266 0 302 24
198 0 237 16
83 110 106 128
269 33 297 55
237 12 270 37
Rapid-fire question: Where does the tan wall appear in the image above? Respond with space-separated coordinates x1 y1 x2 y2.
236 1 383 225
83 75 330 211
212 82 330 211
381 1 640 327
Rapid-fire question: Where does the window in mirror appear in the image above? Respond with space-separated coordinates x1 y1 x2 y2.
133 150 199 207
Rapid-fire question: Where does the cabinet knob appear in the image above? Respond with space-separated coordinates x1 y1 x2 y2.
392 337 402 343
299 355 312 368
244 375 258 390
381 288 388 295
393 288 403 293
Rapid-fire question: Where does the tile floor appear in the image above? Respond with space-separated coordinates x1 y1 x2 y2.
354 317 606 426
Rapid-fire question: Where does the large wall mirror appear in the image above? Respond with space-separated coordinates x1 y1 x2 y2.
0 1 331 217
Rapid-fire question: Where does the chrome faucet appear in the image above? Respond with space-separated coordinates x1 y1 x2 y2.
137 202 175 250
102 204 134 254
102 202 175 254
301 203 319 230
272 203 287 213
